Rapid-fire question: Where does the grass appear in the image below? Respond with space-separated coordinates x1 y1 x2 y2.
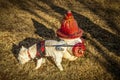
0 0 120 80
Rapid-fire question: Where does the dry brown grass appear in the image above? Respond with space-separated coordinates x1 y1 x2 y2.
0 0 120 80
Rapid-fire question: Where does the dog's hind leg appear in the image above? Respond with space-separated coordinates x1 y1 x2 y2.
42 58 46 64
35 58 43 69
54 56 63 71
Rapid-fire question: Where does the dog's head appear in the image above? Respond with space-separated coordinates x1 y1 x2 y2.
18 46 31 64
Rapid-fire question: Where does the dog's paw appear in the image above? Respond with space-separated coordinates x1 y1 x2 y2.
42 58 46 64
60 68 63 71
58 65 63 71
34 67 39 70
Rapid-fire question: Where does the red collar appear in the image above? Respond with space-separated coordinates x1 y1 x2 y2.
27 50 32 59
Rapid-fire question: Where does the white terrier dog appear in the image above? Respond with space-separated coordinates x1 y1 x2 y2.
18 38 85 71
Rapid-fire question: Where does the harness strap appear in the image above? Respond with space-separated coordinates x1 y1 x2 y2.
36 41 45 59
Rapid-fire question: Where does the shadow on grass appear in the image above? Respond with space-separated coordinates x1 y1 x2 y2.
40 0 67 16
29 0 61 20
8 0 58 30
88 37 120 80
73 11 120 80
32 18 58 40
78 0 120 33
72 11 120 56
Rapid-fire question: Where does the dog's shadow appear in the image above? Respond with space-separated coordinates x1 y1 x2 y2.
11 37 41 59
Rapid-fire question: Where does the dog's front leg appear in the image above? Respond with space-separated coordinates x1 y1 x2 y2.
35 58 43 69
54 56 63 71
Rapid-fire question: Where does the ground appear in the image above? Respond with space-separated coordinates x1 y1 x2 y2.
0 0 120 80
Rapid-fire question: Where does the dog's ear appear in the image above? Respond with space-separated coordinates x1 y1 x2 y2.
21 46 26 50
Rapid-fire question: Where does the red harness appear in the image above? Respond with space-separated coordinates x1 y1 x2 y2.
36 41 45 59
27 41 45 59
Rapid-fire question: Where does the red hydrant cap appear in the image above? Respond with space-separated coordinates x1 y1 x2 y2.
57 11 83 39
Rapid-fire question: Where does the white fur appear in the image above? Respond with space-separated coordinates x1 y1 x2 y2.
18 38 82 71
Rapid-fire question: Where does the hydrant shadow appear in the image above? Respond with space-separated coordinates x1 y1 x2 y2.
32 18 59 40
